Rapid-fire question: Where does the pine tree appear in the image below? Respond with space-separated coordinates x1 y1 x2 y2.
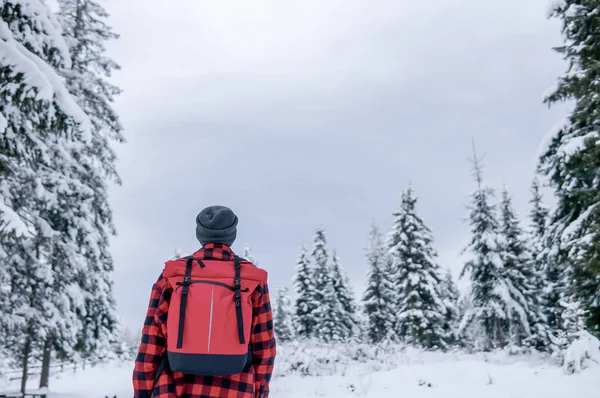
316 278 346 343
386 187 448 349
331 251 359 339
558 300 588 349
243 244 258 265
274 287 295 342
542 0 600 334
311 227 348 341
293 245 318 338
459 151 509 350
54 0 123 373
439 269 460 346
499 188 549 349
528 180 558 350
0 0 104 391
363 223 397 343
312 227 330 304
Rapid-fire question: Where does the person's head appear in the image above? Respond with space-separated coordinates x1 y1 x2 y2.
195 205 238 247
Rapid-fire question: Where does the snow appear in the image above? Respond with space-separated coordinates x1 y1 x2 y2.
4 344 599 398
558 132 598 159
0 112 6 133
546 0 566 17
536 117 569 160
561 202 599 245
563 331 600 374
0 17 92 142
0 197 33 237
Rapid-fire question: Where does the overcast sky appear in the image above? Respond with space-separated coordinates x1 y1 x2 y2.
103 0 569 331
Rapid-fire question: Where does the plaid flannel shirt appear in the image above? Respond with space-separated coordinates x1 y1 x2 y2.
133 244 276 398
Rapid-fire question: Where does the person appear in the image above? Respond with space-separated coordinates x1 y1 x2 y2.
133 206 276 398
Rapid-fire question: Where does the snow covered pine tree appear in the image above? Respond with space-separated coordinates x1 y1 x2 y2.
243 244 258 265
439 269 460 346
499 188 550 350
330 251 359 340
274 287 295 342
386 187 448 349
459 150 510 350
293 245 318 338
55 0 124 382
311 227 349 342
542 0 600 334
363 223 397 343
0 0 96 392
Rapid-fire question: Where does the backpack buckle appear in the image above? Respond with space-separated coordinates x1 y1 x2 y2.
234 278 241 288
183 276 191 285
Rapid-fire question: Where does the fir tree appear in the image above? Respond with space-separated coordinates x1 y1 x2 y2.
363 223 397 343
311 227 349 341
439 269 460 346
459 151 509 350
293 245 318 338
55 0 124 373
387 187 448 349
312 227 330 304
558 300 588 349
331 251 359 339
0 1 94 392
528 180 558 350
274 287 295 342
499 188 549 349
242 244 258 265
542 0 600 333
315 278 346 343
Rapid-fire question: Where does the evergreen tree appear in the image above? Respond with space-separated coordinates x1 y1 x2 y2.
311 227 348 341
331 251 359 339
56 0 123 372
499 188 550 349
274 287 295 342
439 269 460 346
293 245 318 338
386 187 448 349
528 180 559 350
0 1 94 392
542 0 600 333
363 223 397 343
242 244 258 265
556 299 588 351
315 278 346 343
312 227 330 305
459 152 510 350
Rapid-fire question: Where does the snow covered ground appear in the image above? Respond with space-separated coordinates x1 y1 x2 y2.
3 344 599 398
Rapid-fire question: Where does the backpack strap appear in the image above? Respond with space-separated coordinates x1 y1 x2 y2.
176 257 196 349
233 256 246 344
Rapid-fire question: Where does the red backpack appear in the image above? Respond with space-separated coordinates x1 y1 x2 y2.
160 255 268 377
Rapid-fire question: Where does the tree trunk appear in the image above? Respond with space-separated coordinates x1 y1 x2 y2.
39 337 52 389
497 324 505 347
20 333 32 394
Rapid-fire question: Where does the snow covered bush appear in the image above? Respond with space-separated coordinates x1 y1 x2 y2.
273 340 406 377
562 331 600 375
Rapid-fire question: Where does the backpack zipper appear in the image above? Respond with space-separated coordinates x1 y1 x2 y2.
208 285 214 353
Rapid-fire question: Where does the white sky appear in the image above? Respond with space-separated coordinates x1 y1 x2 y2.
101 0 569 331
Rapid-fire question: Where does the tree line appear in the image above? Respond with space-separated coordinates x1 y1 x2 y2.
273 1 600 359
273 154 596 357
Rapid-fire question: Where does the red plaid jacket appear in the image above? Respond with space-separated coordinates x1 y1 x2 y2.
133 244 276 398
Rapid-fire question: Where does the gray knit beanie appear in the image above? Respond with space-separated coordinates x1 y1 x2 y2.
196 205 238 247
